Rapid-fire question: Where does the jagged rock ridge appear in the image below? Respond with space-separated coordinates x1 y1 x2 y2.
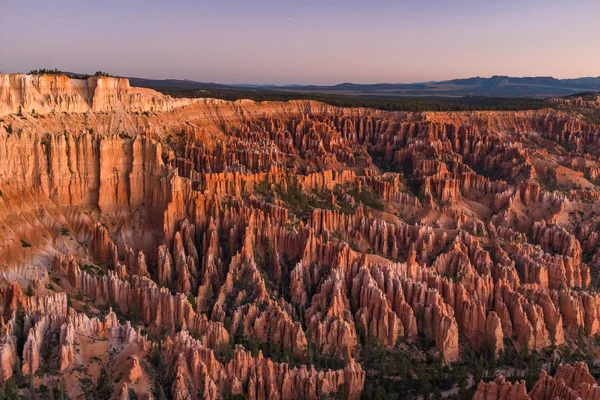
0 75 599 399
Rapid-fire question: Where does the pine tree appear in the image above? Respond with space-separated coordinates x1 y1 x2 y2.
458 365 469 399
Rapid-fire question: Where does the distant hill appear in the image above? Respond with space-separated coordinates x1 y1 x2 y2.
268 76 600 98
128 77 231 90
128 75 600 99
13 72 600 98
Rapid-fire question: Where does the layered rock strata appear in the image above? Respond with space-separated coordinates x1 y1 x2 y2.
0 74 599 398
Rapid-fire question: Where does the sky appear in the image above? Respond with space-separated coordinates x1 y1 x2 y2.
1 0 599 85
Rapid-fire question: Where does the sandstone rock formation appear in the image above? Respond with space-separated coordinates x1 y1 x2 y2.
474 362 600 400
1 74 600 398
0 73 196 116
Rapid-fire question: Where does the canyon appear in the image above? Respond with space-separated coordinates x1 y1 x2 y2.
0 73 600 399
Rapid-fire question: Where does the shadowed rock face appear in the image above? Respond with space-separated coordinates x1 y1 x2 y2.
0 75 600 399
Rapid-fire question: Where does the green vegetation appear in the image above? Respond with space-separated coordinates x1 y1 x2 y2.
232 323 346 371
0 307 71 398
140 84 553 112
78 348 117 399
147 344 174 400
79 263 106 277
93 71 114 77
558 331 600 380
562 91 600 100
349 186 385 211
35 379 68 399
306 336 346 371
128 388 138 400
187 293 197 310
92 365 114 399
332 183 386 214
223 260 264 314
20 239 31 248
360 340 454 400
580 109 600 125
4 123 13 134
28 68 66 75
38 329 61 376
0 377 20 399
54 380 68 400
27 69 115 79
255 176 387 220
553 92 600 124
255 176 334 219
97 295 140 326
214 341 235 363
357 331 600 400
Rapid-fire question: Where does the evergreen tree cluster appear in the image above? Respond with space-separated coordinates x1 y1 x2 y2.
144 85 553 112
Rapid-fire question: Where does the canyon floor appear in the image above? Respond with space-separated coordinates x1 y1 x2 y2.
0 74 600 399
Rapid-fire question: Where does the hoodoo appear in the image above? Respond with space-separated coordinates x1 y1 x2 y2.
0 73 600 399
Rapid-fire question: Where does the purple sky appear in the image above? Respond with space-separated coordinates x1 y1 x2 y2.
1 0 599 85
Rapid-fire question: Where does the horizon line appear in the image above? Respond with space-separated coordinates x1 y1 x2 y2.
2 69 600 87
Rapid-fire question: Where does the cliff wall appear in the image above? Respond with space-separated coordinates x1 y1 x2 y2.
0 73 196 116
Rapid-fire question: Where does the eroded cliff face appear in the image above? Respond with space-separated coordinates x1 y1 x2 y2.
0 73 196 116
1 75 600 398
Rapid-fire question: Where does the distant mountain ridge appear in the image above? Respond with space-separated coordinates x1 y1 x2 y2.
128 77 231 90
126 75 600 98
12 72 600 98
272 76 600 97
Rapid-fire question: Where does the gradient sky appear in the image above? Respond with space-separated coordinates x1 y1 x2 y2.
1 0 599 85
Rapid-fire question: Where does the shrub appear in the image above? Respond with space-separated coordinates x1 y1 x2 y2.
215 342 235 363
94 71 114 77
28 68 65 75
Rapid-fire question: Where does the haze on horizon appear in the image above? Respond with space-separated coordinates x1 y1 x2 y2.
1 0 599 86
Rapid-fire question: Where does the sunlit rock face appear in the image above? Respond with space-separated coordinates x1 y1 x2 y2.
0 73 196 116
0 74 600 398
